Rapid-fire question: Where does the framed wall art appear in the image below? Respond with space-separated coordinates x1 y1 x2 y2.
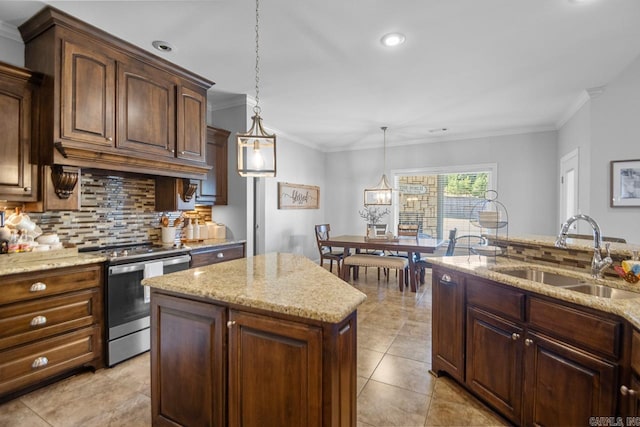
278 182 320 209
610 159 640 207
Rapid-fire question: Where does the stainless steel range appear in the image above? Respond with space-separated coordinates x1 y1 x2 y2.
81 244 191 366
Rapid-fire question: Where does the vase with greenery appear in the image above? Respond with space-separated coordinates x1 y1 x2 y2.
359 206 390 237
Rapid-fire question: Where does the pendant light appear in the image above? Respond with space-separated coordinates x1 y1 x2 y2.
237 0 276 177
364 126 393 205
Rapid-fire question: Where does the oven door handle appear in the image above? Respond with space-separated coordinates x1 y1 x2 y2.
108 254 191 276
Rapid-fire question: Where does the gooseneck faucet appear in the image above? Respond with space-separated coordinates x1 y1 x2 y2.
555 214 612 278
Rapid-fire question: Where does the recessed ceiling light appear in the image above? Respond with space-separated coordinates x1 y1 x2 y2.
380 33 406 47
152 40 174 53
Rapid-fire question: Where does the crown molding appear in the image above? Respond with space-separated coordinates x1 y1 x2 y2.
556 90 591 129
0 21 22 43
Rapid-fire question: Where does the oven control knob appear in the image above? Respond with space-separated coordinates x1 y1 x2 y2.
111 250 118 257
122 250 128 256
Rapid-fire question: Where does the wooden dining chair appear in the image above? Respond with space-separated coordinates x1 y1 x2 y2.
314 224 344 275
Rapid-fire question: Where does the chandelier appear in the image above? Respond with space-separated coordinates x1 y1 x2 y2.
364 126 393 205
237 0 276 177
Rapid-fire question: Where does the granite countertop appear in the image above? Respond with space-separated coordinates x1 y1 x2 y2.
142 252 367 323
429 255 640 329
0 253 108 276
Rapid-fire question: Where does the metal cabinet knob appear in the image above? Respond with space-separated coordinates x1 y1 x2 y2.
24 187 31 192
180 151 185 154
29 282 47 292
524 338 533 346
106 137 113 142
621 385 637 396
441 274 452 283
511 333 520 340
32 356 48 369
30 316 47 327
227 320 236 328
217 253 224 259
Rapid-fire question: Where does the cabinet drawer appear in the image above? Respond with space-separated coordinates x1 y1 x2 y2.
190 245 245 268
0 289 101 350
466 278 525 322
528 297 621 359
0 264 102 305
0 326 101 396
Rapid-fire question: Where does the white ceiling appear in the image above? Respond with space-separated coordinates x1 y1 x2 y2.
1 0 640 151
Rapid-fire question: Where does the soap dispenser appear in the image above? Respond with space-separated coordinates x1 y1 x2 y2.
185 218 194 240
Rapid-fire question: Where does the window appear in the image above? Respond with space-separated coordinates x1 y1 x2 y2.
393 164 496 240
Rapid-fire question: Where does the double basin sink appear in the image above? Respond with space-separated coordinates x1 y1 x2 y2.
491 266 640 299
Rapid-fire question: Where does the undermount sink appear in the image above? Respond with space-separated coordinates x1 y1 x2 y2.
492 266 640 299
495 268 580 287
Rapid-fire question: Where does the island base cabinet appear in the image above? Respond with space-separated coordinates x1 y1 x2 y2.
523 331 617 427
151 293 226 427
431 267 465 382
466 307 523 424
228 310 322 427
151 290 357 426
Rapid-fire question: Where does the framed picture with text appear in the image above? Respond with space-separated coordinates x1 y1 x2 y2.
610 159 640 207
278 182 320 209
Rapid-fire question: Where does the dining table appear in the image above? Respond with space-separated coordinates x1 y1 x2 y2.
319 235 445 292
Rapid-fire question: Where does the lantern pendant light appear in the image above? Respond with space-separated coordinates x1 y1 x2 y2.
237 0 276 177
364 127 393 205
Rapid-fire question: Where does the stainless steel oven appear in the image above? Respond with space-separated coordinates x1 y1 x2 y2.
100 248 190 366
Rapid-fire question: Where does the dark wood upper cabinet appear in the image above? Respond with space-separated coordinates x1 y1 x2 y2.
61 39 115 148
116 60 176 158
19 6 213 180
196 126 230 205
0 62 38 201
177 85 207 163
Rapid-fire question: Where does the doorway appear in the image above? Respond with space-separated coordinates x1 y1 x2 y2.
559 149 579 231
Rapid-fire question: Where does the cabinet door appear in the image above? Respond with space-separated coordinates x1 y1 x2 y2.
466 306 523 424
176 84 206 162
61 39 116 147
0 66 35 200
432 268 465 382
117 61 175 158
228 310 322 427
523 331 617 427
197 126 230 205
623 375 640 417
150 293 226 427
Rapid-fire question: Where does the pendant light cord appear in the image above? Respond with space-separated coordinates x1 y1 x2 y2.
254 0 261 115
381 126 388 173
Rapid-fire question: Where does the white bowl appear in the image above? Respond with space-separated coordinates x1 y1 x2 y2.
50 242 64 250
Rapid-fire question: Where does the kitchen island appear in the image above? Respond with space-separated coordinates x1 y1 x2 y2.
142 252 366 427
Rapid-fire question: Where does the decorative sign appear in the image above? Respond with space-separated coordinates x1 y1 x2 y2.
278 182 320 209
398 183 427 194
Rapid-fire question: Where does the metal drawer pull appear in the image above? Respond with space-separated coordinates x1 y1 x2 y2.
217 253 224 259
227 320 236 328
524 338 533 346
29 282 47 292
441 274 452 283
31 356 48 369
511 333 520 340
621 385 637 396
30 316 47 326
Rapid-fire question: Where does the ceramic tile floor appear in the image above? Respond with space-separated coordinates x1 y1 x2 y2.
0 267 509 427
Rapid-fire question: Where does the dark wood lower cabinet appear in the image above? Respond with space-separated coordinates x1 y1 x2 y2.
466 307 523 424
523 331 616 426
150 290 357 426
432 267 626 427
431 268 465 382
228 310 322 427
151 293 226 427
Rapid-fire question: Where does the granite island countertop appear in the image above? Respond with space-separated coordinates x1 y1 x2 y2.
142 252 367 323
429 255 640 329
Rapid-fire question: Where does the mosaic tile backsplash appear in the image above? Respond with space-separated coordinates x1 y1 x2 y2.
18 172 211 249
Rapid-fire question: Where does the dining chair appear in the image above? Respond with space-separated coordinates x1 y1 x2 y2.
414 228 457 284
314 224 344 275
342 253 409 291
